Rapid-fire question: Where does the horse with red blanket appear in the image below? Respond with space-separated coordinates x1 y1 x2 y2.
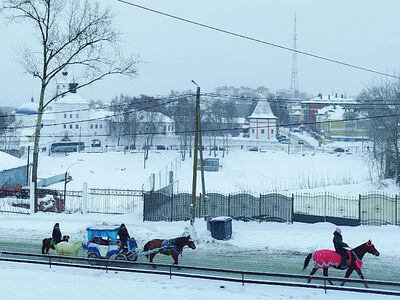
303 240 379 288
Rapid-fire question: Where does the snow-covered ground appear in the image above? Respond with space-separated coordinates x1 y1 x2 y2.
0 213 398 299
15 148 399 195
1 148 399 299
2 261 397 300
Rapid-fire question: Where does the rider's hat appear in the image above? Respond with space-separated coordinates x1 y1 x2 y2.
335 227 341 234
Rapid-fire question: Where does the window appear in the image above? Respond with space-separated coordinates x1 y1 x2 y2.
76 114 79 118
271 129 274 134
70 114 72 118
99 124 102 129
63 125 66 129
95 124 98 129
69 124 73 129
75 125 79 129
168 125 170 131
164 125 166 131
252 129 255 133
90 124 93 129
64 114 67 118
261 129 265 134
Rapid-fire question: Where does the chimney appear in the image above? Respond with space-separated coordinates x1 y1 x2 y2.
69 83 78 94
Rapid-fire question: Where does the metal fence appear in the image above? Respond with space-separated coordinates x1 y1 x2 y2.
144 191 400 226
144 191 293 223
0 187 143 215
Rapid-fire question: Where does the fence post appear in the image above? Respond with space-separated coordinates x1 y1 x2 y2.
228 194 231 217
395 194 398 226
170 192 174 222
143 191 146 222
29 182 35 214
291 194 294 224
82 182 88 214
259 193 262 223
358 194 362 226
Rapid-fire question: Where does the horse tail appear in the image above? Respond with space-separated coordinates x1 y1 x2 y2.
41 239 46 254
143 241 150 258
303 252 312 271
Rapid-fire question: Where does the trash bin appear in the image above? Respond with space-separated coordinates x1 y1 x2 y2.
209 216 232 240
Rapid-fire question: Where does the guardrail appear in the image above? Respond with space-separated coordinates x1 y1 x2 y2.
1 251 399 297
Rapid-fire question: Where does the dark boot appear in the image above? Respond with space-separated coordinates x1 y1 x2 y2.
340 256 347 269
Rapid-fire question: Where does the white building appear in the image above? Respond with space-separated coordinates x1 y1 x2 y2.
247 100 277 140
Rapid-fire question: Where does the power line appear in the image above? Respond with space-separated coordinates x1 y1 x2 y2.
6 110 400 139
116 0 400 80
3 95 193 131
0 93 195 119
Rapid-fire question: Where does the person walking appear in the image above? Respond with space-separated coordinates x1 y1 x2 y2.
333 227 349 269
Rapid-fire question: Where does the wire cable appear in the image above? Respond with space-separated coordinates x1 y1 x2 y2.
116 0 400 80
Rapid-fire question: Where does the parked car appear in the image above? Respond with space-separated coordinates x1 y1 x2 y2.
333 147 345 153
156 145 166 150
277 135 288 142
248 147 258 151
298 139 304 145
280 139 290 144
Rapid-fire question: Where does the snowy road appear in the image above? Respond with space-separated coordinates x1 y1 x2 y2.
0 240 398 289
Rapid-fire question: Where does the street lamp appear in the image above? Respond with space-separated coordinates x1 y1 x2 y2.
63 161 81 205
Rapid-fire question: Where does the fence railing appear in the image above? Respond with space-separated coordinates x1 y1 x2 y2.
144 191 400 226
1 251 400 297
1 188 399 226
0 186 144 215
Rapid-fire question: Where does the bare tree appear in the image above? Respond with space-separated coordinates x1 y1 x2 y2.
1 0 138 210
358 77 400 183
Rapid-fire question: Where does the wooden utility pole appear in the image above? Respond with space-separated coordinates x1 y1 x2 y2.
198 110 208 225
191 83 201 225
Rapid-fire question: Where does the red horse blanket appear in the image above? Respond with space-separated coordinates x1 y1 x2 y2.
313 249 354 269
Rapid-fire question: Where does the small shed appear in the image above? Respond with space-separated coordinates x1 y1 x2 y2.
197 158 220 172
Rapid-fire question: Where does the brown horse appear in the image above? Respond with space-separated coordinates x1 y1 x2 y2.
143 235 196 264
41 235 70 254
303 240 380 288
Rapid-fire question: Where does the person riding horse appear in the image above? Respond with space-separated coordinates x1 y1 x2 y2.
117 223 130 252
333 227 349 269
52 223 62 245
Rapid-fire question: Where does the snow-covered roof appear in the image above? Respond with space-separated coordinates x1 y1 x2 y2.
317 105 345 121
15 102 38 115
89 109 112 119
248 100 276 119
0 151 26 171
57 93 89 105
303 95 356 104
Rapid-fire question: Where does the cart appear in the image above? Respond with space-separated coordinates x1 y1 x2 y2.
83 224 138 261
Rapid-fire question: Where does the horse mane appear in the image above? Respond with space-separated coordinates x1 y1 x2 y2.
174 236 189 250
351 241 369 260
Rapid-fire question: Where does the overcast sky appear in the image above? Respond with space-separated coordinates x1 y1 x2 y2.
1 0 399 106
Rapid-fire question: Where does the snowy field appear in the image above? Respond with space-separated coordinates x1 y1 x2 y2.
26 148 400 195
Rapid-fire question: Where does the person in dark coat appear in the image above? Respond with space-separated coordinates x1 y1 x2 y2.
117 223 130 252
52 223 62 244
333 227 349 269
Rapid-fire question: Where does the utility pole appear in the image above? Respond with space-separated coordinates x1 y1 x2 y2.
191 81 201 225
198 102 208 226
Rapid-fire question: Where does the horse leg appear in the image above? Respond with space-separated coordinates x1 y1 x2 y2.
172 253 178 265
340 268 354 286
149 252 156 263
355 268 368 288
307 268 318 283
323 268 334 285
